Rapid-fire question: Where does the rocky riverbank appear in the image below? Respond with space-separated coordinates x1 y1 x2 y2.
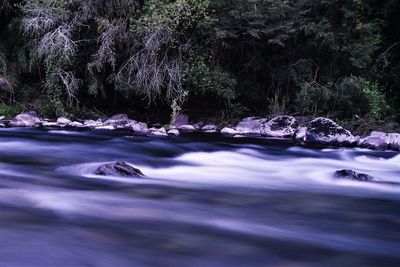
1 112 400 151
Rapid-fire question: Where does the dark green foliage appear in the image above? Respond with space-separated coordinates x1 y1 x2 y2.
0 0 399 124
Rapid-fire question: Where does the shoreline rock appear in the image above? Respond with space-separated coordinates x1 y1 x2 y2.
2 112 400 151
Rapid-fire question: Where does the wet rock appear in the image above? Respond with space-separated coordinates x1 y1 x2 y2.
69 121 83 127
9 112 41 127
260 116 299 137
149 127 168 137
295 127 307 142
236 117 268 135
305 117 355 145
221 127 239 135
95 125 115 130
168 129 180 136
178 125 196 132
83 119 102 128
201 124 217 132
334 169 376 182
95 161 144 177
129 121 148 133
57 117 72 125
104 114 130 126
359 131 400 151
172 114 189 127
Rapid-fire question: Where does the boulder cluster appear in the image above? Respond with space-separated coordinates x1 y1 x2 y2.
1 112 400 151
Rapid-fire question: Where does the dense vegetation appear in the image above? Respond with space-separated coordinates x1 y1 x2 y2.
0 0 399 129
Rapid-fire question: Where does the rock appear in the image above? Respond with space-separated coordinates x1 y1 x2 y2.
236 116 298 137
201 124 216 131
172 114 189 127
359 131 400 151
9 112 41 127
69 121 83 127
178 125 196 132
260 116 299 137
129 121 148 133
168 129 180 136
150 127 168 137
57 117 72 125
221 127 239 135
334 169 376 182
83 119 102 128
305 117 354 145
193 122 204 130
95 125 115 130
94 161 144 177
295 127 307 142
104 114 130 126
236 117 268 135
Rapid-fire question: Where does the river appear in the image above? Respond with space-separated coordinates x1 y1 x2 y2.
0 128 399 267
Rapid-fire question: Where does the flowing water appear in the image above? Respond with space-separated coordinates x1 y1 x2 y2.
0 128 399 267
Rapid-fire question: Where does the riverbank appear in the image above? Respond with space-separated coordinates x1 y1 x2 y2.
1 112 400 151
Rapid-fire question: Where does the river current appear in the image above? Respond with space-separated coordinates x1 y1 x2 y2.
0 128 399 267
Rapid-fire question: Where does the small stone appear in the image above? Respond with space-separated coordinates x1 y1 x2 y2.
69 121 83 127
168 129 180 136
201 124 216 131
178 125 196 132
95 125 115 130
221 127 238 135
57 117 72 125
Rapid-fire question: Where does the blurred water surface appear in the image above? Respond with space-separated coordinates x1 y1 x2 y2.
0 128 399 267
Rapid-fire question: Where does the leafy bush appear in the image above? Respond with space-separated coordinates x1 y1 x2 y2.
295 76 387 120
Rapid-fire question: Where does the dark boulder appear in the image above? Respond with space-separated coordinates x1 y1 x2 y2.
305 117 357 145
94 161 144 177
334 169 376 182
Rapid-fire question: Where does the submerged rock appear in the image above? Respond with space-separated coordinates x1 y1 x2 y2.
95 161 144 177
9 112 41 127
334 169 376 182
305 117 355 145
